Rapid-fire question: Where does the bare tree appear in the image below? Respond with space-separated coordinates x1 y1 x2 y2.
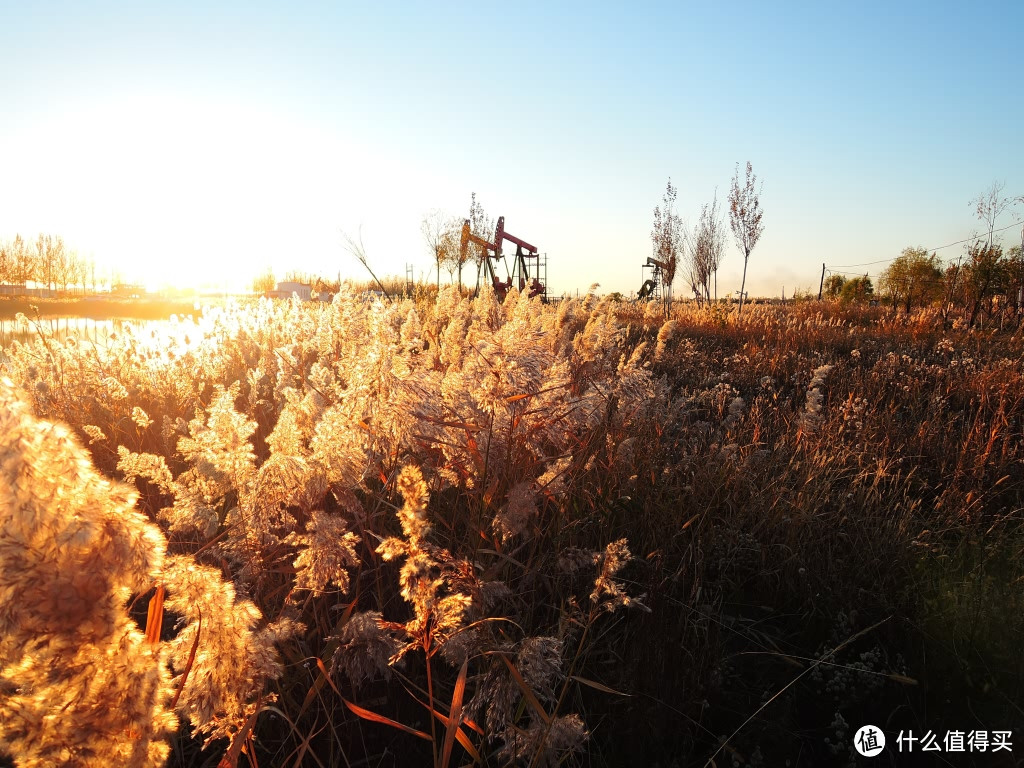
690 191 725 305
706 192 725 302
14 235 35 285
35 234 60 291
341 228 391 301
85 255 98 294
68 250 87 296
683 229 707 307
0 239 11 284
728 162 765 315
56 242 73 294
651 179 682 316
421 209 445 290
466 192 493 288
421 209 462 289
971 181 1022 247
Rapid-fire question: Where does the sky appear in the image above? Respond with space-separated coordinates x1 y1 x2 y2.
1 1 1022 297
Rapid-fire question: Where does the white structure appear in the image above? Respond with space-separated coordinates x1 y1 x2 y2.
266 281 312 301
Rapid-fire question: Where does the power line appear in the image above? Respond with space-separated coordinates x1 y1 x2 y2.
831 219 1024 270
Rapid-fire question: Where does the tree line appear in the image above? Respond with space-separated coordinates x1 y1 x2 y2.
0 234 102 294
823 182 1023 328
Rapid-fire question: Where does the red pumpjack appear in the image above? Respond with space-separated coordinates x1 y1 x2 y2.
462 216 545 301
494 217 544 300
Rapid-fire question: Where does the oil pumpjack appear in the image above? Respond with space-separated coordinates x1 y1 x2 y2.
493 217 545 300
637 257 670 301
462 216 546 302
461 220 510 300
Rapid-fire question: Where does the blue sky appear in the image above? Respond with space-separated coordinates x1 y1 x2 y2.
1 1 1021 296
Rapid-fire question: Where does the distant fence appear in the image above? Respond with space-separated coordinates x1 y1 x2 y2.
0 284 57 298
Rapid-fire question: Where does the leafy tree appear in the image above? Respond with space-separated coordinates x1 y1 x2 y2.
879 247 943 313
1006 245 1024 313
728 162 764 315
421 209 460 290
963 241 1005 326
651 178 682 315
823 274 847 299
840 276 873 303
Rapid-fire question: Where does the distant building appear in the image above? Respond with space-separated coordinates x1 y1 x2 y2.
265 281 312 301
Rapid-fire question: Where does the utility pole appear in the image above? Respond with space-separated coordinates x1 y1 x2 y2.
817 263 826 300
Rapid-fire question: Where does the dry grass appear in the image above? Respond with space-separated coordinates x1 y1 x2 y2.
1 290 1022 766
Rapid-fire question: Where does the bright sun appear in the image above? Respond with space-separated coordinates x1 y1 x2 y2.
20 94 346 295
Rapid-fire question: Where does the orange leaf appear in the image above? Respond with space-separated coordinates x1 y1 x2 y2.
680 514 701 531
461 715 485 737
505 393 531 403
482 477 499 507
465 435 483 467
170 610 202 710
315 658 341 697
427 704 482 764
144 585 165 646
342 698 432 741
441 659 469 768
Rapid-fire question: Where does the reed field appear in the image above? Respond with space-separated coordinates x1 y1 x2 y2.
1 287 1023 767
